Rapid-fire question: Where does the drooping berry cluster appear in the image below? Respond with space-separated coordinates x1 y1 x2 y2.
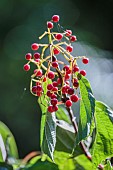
23 15 89 113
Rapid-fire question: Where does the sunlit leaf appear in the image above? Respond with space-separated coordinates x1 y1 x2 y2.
76 74 95 144
91 101 113 169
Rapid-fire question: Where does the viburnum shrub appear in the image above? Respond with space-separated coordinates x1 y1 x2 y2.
0 15 113 170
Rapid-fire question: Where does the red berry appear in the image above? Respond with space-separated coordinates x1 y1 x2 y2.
52 87 58 92
82 58 89 64
62 85 69 94
66 69 72 74
47 91 52 97
34 69 42 77
48 71 55 79
51 98 58 106
53 48 60 55
52 105 58 112
63 65 70 72
52 15 60 22
47 21 53 29
57 78 61 85
25 53 32 60
73 66 79 72
64 74 70 81
52 81 58 87
34 52 40 59
68 88 74 95
73 81 79 88
66 30 72 37
47 84 53 90
36 82 41 86
32 86 37 93
43 77 47 82
65 100 72 107
51 93 57 99
52 62 58 68
70 94 79 102
37 85 42 92
36 91 42 97
55 33 63 41
70 35 77 42
48 106 54 113
23 64 30 71
66 45 73 53
31 43 39 50
80 70 86 76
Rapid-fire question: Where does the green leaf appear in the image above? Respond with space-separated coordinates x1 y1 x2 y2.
76 75 95 143
56 121 83 157
91 101 113 169
74 154 92 170
0 121 18 160
38 79 52 147
56 106 71 124
42 112 56 161
0 162 13 170
54 151 75 170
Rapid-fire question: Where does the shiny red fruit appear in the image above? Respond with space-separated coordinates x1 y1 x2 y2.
34 52 40 59
66 45 73 53
53 48 60 55
23 64 30 71
70 35 77 42
55 33 63 40
52 62 58 68
52 15 60 22
65 100 72 107
82 58 89 64
80 70 86 76
48 71 55 79
70 94 79 102
66 30 72 37
68 88 74 95
47 21 53 29
51 98 58 106
31 43 39 50
47 84 53 90
25 53 32 60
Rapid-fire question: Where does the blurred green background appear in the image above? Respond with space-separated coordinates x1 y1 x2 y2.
0 0 113 158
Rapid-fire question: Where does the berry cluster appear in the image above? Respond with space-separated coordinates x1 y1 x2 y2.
23 15 89 113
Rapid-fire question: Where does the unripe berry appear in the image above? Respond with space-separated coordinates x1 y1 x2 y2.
70 35 77 42
34 52 40 59
47 84 53 90
23 64 30 71
31 43 39 50
51 98 58 106
25 53 32 60
66 30 72 37
48 71 55 79
66 45 73 53
47 21 53 29
80 70 86 76
82 58 89 64
55 33 63 41
53 48 60 55
65 100 72 107
52 15 60 22
68 88 74 95
52 62 58 68
70 94 79 102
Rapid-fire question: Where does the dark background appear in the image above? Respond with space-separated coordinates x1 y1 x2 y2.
0 0 113 158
